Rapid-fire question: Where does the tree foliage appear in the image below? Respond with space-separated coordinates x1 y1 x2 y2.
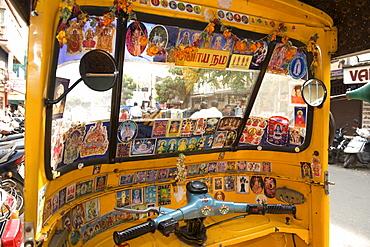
121 74 136 104
155 75 186 103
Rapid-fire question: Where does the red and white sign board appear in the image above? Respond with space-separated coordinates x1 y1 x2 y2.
343 65 370 84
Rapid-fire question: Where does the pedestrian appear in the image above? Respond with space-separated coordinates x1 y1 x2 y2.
222 104 236 116
120 109 128 120
129 102 143 119
204 100 223 118
190 101 208 118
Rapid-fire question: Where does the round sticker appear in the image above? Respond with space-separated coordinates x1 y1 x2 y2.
126 21 148 57
289 54 307 79
169 1 177 9
118 120 138 143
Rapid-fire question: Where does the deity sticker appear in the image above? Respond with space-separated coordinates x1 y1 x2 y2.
156 139 167 154
205 118 220 135
177 138 188 152
51 120 65 169
266 116 289 146
148 25 168 60
95 175 107 192
204 134 216 149
93 164 101 175
247 162 261 172
117 142 131 157
66 20 83 55
198 163 208 174
66 183 76 203
135 171 147 183
145 185 157 204
240 117 267 145
72 204 85 229
250 176 264 194
188 164 199 176
52 77 70 120
126 21 148 57
180 119 195 137
84 198 100 223
193 118 206 135
218 117 242 131
237 161 247 171
119 174 134 185
208 162 217 173
301 162 312 179
146 169 158 181
118 120 138 143
226 161 236 172
166 139 178 153
237 176 250 194
214 177 223 191
80 121 109 158
76 179 93 198
267 43 291 75
196 137 206 150
116 189 131 207
224 130 237 147
43 199 52 223
229 54 252 69
131 188 143 205
64 122 86 165
96 23 115 54
212 131 227 148
166 119 182 137
290 83 305 105
311 157 322 177
224 176 235 191
130 138 156 156
168 167 178 178
214 191 226 201
289 127 304 146
289 53 308 80
82 27 97 50
59 188 66 207
158 184 171 205
262 162 272 172
264 177 276 198
51 193 59 213
294 106 307 128
157 168 169 179
217 161 227 172
250 41 268 70
152 120 168 138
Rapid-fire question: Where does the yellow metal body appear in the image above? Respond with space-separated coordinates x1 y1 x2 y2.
25 0 337 246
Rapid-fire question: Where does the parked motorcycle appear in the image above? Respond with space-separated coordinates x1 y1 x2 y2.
328 123 350 164
343 120 370 168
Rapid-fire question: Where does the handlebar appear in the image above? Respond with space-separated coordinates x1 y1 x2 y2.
113 180 296 245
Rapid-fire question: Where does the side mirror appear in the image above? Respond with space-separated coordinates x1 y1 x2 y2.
44 49 118 105
301 78 327 108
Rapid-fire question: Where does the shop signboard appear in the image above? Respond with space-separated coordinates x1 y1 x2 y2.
343 64 370 84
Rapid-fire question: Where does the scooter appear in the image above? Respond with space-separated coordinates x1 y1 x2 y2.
329 123 350 164
343 120 370 168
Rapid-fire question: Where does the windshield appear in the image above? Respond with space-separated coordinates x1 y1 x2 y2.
48 17 310 175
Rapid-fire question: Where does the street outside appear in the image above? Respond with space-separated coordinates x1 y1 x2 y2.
329 163 370 247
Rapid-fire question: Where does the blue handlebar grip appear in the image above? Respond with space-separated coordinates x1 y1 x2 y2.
113 219 156 245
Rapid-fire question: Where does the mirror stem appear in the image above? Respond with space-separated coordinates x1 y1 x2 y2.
44 78 83 106
330 94 348 102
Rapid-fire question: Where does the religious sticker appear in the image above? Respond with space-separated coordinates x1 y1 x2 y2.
80 122 109 158
204 134 216 149
168 168 178 178
187 137 199 151
266 116 289 146
92 164 101 175
84 198 100 223
66 183 76 203
226 161 236 171
132 205 148 220
131 188 144 205
51 119 65 169
237 176 250 194
95 175 107 192
311 157 322 177
205 118 220 135
250 41 268 70
290 83 305 105
217 161 227 172
237 161 247 171
64 122 86 165
126 21 148 57
166 139 178 153
62 211 72 231
43 199 52 223
156 139 168 154
262 162 272 172
130 138 156 156
224 176 235 191
250 176 263 194
224 130 237 147
66 20 83 55
180 119 195 137
267 43 291 75
196 136 206 150
117 142 131 157
212 131 227 148
188 164 199 176
135 171 147 183
147 25 168 61
247 162 261 172
289 53 308 80
214 177 223 191
118 120 138 143
59 188 66 207
76 179 93 198
152 120 168 138
264 177 276 198
71 204 85 229
158 184 171 205
166 119 182 137
240 117 266 145
218 117 242 131
289 127 304 146
145 185 157 204
147 170 158 181
158 168 169 179
198 163 208 174
208 162 217 173
51 193 59 214
117 189 131 207
229 54 252 69
294 106 307 128
214 191 225 201
177 138 189 152
96 24 115 54
193 118 206 135
119 174 134 185
52 77 70 120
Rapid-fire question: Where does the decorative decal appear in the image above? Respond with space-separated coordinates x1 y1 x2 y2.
119 174 134 185
247 162 261 172
66 183 76 203
212 131 227 148
95 175 107 192
166 119 182 137
201 205 212 216
152 120 168 138
214 191 225 201
219 205 230 215
205 117 220 135
262 162 272 172
229 54 252 69
294 106 307 128
237 176 250 194
255 194 268 204
145 185 157 204
267 116 289 146
289 127 304 146
214 177 223 191
80 121 109 158
76 179 93 198
198 163 209 174
117 189 131 207
92 164 101 174
311 157 322 177
226 161 236 171
218 117 242 131
117 142 131 157
264 177 276 198
224 130 237 147
193 118 207 135
301 162 312 179
131 188 144 205
250 176 263 194
126 21 148 57
217 161 227 172
180 119 195 137
70 230 81 245
85 198 100 223
147 169 158 181
240 117 266 145
72 204 85 229
118 120 138 143
188 164 199 176
208 162 217 173
237 161 247 171
158 184 171 205
64 122 86 165
130 138 156 156
224 176 235 191
158 169 169 179
135 171 147 183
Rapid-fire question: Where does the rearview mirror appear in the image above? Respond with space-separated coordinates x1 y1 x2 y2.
301 78 327 108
